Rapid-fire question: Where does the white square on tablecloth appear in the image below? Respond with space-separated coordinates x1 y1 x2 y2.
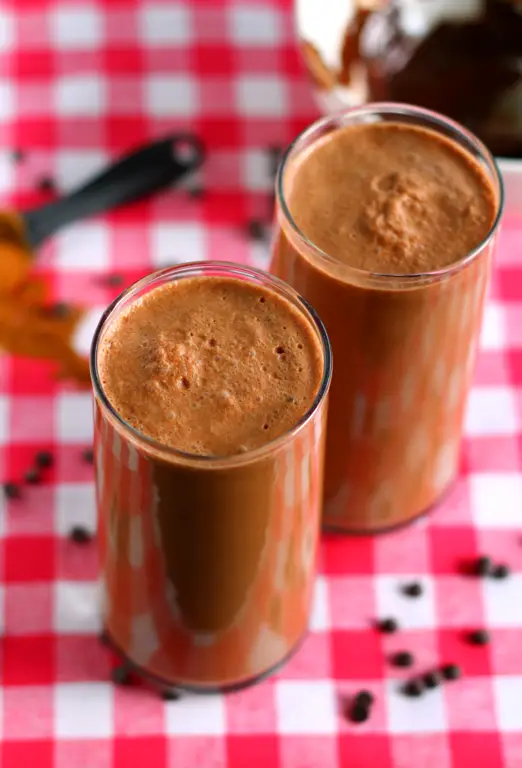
139 3 192 45
243 148 272 191
235 75 287 117
465 387 518 436
55 221 110 271
55 682 113 738
55 75 106 116
470 473 522 528
145 74 197 117
493 676 522 731
375 575 436 630
483 574 522 628
228 6 282 45
0 394 8 444
51 4 103 49
56 150 108 192
150 222 206 267
0 11 14 51
276 680 337 734
164 694 226 735
309 576 330 632
54 581 101 634
56 393 94 443
480 302 506 350
386 679 447 733
56 483 96 535
0 79 14 121
0 151 14 194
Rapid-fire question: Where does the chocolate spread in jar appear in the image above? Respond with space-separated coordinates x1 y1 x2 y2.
94 270 330 689
271 112 501 532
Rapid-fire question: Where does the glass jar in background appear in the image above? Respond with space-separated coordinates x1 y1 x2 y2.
90 262 331 691
297 0 522 158
270 103 503 533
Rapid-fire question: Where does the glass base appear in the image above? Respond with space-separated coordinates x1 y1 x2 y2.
322 477 457 536
103 627 308 694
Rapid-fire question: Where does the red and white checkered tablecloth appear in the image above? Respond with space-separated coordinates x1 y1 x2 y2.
1 1 522 766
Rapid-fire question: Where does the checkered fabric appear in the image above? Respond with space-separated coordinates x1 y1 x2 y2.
0 1 521 767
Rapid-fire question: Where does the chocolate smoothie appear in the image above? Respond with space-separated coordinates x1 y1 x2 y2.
271 105 502 532
91 263 331 689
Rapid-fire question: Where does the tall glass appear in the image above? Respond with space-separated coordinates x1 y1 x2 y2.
90 262 331 691
270 103 503 533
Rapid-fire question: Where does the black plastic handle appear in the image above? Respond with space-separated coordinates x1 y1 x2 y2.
23 133 205 250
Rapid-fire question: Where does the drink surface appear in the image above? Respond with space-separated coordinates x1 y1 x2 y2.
98 275 324 457
287 121 496 275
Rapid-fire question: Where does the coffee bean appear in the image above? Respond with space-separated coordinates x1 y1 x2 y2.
69 525 93 544
188 185 204 199
82 447 94 464
378 617 399 634
35 450 53 469
423 670 442 689
246 219 265 241
103 273 124 287
492 563 510 580
392 651 414 668
11 148 25 163
402 582 423 598
349 701 370 723
99 630 110 646
441 663 461 681
111 665 131 685
38 176 56 193
3 482 21 500
47 302 70 319
162 688 181 701
469 629 490 646
354 690 374 707
402 679 423 697
24 468 40 485
475 555 492 577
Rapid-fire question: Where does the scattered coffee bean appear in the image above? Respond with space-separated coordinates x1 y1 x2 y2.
423 670 442 689
82 447 94 464
246 219 265 241
103 273 124 287
475 555 492 577
441 663 461 681
378 617 399 634
188 185 204 199
469 629 490 646
492 563 510 580
111 665 131 685
35 450 53 469
392 651 414 668
11 148 25 162
3 482 21 500
402 679 423 697
24 468 40 485
162 688 181 701
38 176 56 194
99 630 110 646
349 701 371 723
402 582 423 598
354 690 374 707
47 302 70 319
69 525 93 544
268 145 283 177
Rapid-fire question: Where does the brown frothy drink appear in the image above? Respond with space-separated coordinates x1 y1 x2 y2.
91 263 331 689
270 104 502 533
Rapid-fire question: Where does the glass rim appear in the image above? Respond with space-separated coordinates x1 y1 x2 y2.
90 261 332 468
277 101 505 283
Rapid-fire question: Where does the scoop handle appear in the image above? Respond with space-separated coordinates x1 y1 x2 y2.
23 134 204 249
